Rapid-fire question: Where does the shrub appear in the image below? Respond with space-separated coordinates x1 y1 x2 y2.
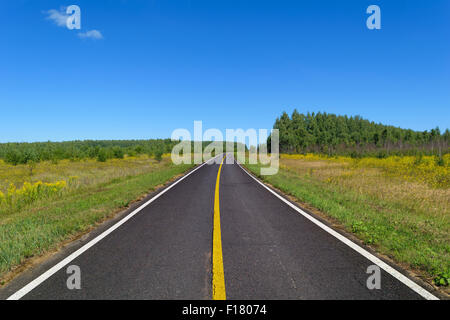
436 155 444 167
5 150 22 165
434 272 449 287
134 145 144 154
376 150 388 159
112 147 124 159
154 150 163 162
97 149 108 162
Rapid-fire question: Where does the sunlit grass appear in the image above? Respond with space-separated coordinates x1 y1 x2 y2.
0 155 180 217
281 153 450 188
0 155 167 191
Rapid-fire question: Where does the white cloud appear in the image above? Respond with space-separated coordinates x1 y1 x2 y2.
44 8 69 27
77 30 103 40
44 7 103 40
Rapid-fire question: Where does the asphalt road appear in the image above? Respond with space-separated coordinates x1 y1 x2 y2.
1 154 435 300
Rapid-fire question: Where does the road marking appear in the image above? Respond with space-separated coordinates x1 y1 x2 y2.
236 161 439 301
212 155 226 300
7 155 223 300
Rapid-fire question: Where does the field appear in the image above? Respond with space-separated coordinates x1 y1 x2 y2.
244 154 450 288
0 155 194 282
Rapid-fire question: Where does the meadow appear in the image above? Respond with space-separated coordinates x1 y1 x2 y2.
244 153 450 289
0 155 194 282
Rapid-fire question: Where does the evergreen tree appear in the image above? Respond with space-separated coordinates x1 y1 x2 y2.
270 110 449 156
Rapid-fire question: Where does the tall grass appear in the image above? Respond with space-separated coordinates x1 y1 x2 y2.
282 153 450 188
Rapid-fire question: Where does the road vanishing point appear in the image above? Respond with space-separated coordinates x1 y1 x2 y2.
1 154 438 300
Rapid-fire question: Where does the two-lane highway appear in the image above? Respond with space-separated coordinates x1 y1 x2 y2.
1 154 437 300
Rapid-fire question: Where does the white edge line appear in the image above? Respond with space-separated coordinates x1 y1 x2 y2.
236 162 439 301
7 155 223 300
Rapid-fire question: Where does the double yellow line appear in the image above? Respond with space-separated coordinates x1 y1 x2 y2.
212 155 226 300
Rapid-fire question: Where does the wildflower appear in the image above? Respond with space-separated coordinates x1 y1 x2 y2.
0 191 5 205
7 183 16 196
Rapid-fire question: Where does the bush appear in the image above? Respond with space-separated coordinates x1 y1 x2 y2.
97 149 108 162
5 150 21 165
350 151 359 159
376 150 388 159
436 155 444 166
112 147 124 159
434 272 449 287
154 150 163 162
134 145 144 154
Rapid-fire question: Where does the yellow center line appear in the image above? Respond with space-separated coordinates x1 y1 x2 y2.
212 155 226 300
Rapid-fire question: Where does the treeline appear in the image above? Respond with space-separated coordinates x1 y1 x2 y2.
0 139 177 165
270 110 449 158
0 139 244 165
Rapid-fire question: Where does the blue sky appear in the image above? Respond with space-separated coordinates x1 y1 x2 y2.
0 0 449 142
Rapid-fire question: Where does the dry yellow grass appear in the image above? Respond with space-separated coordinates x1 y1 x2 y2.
280 157 449 219
281 153 450 188
0 155 166 192
0 155 175 216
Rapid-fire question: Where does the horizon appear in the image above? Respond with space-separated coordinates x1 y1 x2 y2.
1 109 448 144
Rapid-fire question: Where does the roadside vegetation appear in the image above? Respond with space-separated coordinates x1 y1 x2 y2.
0 154 194 282
0 154 186 214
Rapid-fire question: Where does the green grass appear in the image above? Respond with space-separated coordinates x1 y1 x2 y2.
0 161 193 278
244 161 449 288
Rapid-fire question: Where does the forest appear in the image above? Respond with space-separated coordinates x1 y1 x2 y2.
269 110 450 158
0 139 178 165
0 139 242 165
